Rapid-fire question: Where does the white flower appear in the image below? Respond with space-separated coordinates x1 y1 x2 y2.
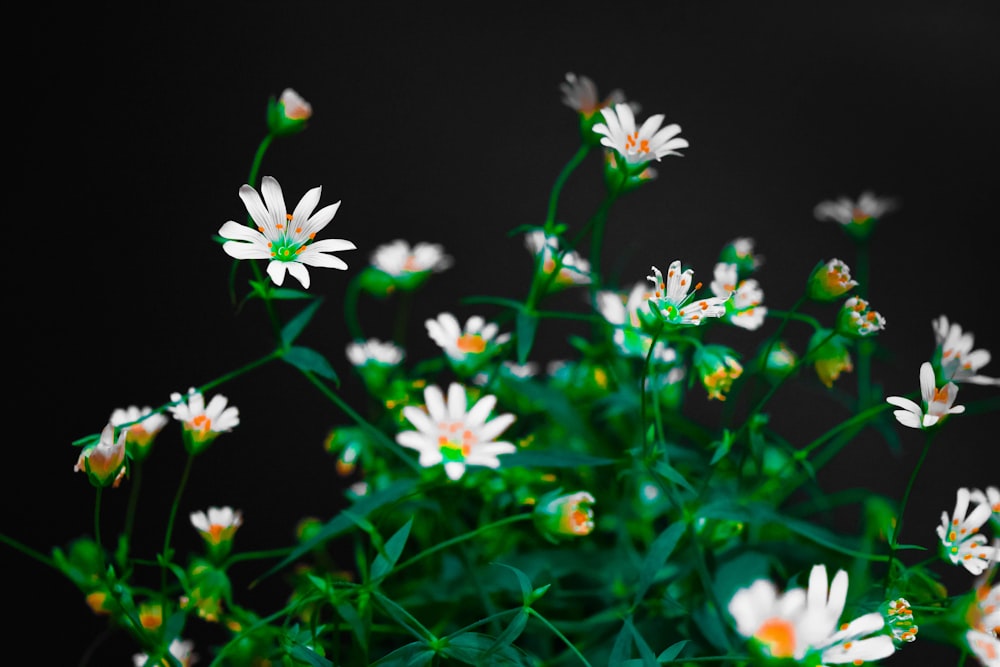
813 190 899 225
559 72 625 116
933 315 1000 386
971 486 1000 515
647 261 729 326
168 388 240 452
74 423 128 487
133 638 196 667
425 313 510 360
591 103 688 165
710 262 767 331
595 282 676 359
727 564 895 664
190 506 243 544
218 175 356 289
967 630 1000 667
395 383 517 480
937 487 998 576
371 239 452 276
110 405 169 450
886 361 965 429
278 88 311 120
346 338 405 367
524 231 591 287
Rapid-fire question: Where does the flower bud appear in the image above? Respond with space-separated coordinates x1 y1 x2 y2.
74 424 126 488
808 328 853 388
534 491 595 542
807 259 857 302
267 88 312 137
693 344 743 401
836 296 886 338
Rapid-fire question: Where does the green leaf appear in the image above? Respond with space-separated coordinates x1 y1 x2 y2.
270 287 314 300
652 461 697 496
372 517 414 582
281 297 324 346
336 602 368 654
282 345 340 385
656 639 689 663
757 506 888 561
440 632 532 666
494 562 534 604
285 644 333 667
369 642 435 667
373 591 433 642
633 521 686 607
516 310 538 365
480 609 529 659
502 450 616 468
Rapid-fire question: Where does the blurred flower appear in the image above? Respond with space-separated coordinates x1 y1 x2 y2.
132 638 197 667
963 538 999 666
809 329 853 388
346 338 405 393
138 601 163 630
694 344 743 401
219 175 356 290
971 487 1000 516
886 361 965 429
168 388 240 455
74 423 127 488
967 630 1000 667
560 72 624 118
110 405 169 462
524 230 592 290
181 559 231 622
647 261 729 327
836 296 886 338
595 280 662 356
361 239 453 296
883 598 918 644
710 262 767 331
534 491 596 542
814 190 899 241
592 103 688 170
267 87 312 136
807 258 858 302
191 506 243 546
937 488 997 575
719 237 764 279
602 150 657 192
395 383 517 480
425 312 510 375
757 340 798 381
932 315 1000 386
727 564 895 664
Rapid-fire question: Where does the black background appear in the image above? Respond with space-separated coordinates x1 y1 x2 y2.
12 2 1000 664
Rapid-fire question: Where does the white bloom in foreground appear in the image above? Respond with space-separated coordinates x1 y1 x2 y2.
933 315 1000 386
395 383 517 480
938 487 999 576
371 239 453 276
886 361 965 429
967 630 1000 667
728 564 895 665
591 103 688 165
647 261 729 326
218 175 356 289
133 638 197 667
971 486 1000 515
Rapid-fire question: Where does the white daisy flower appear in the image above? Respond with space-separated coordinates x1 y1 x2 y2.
371 239 453 277
524 230 591 288
591 103 688 165
647 261 729 326
133 638 197 667
933 315 1000 386
168 387 240 453
595 282 675 359
937 487 998 576
971 486 1000 516
425 313 511 361
967 629 1000 667
395 383 517 480
814 190 899 226
190 506 243 545
346 338 405 367
728 564 895 665
218 175 356 290
710 262 767 331
559 72 625 117
886 361 965 429
110 405 169 458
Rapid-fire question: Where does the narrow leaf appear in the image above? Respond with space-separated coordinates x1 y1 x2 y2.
516 310 538 365
281 297 324 345
372 517 414 581
283 345 340 384
633 521 686 607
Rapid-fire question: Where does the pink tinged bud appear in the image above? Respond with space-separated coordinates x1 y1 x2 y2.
535 491 596 539
74 424 127 488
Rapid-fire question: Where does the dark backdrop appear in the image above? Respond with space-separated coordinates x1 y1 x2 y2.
12 2 1000 664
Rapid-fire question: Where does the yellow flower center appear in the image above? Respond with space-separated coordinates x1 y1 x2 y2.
754 617 796 658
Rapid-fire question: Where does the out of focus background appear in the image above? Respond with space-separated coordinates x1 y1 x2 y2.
12 2 1000 663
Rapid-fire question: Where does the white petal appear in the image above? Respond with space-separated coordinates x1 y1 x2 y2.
266 261 287 286
423 385 447 423
285 261 310 289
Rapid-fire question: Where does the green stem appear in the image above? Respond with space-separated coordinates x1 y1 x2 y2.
0 533 58 570
527 608 593 667
161 452 196 597
344 273 365 341
120 459 143 567
545 144 591 230
884 431 934 596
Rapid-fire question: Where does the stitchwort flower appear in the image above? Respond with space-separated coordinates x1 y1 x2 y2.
425 312 510 376
693 344 744 401
836 296 886 338
592 103 688 171
395 382 517 480
807 258 858 302
191 506 243 562
886 361 965 430
109 405 169 463
168 388 240 455
524 230 592 290
74 423 127 488
932 315 1000 386
132 637 197 667
710 261 767 331
938 487 998 576
533 490 596 542
218 175 356 290
647 260 729 327
814 190 899 241
360 239 453 296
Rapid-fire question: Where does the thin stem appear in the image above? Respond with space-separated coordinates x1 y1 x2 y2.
161 452 196 596
94 486 105 572
545 144 591 230
120 460 143 566
884 431 934 596
527 608 593 667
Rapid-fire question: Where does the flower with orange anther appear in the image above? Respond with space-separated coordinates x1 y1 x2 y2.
813 190 899 241
647 260 729 328
524 230 592 292
932 315 1000 386
74 423 127 488
883 598 918 644
971 487 1000 518
719 236 764 281
961 537 999 667
219 175 356 290
807 258 858 303
167 387 240 455
533 490 596 543
591 103 688 175
267 87 312 137
360 238 453 296
425 312 511 376
710 261 768 331
809 328 854 389
191 506 244 562
937 488 998 576
395 382 517 481
132 637 197 667
693 344 744 402
836 296 886 338
886 361 965 430
727 564 895 666
110 405 169 463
